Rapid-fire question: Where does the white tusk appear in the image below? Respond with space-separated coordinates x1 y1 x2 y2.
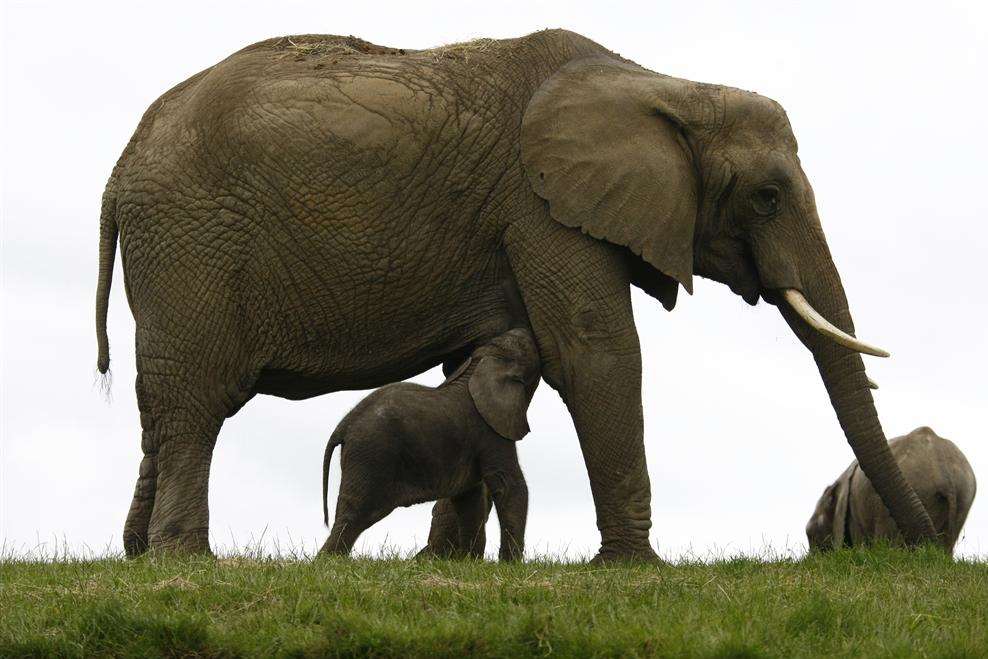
867 376 879 390
782 289 891 358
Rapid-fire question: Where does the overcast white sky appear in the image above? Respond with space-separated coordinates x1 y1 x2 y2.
2 0 986 561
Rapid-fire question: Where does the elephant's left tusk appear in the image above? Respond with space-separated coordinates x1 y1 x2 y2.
867 376 879 390
782 289 891 358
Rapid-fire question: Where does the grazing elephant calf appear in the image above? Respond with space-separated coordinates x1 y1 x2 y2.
807 426 976 554
320 328 541 561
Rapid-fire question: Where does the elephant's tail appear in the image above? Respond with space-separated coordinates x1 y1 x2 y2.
323 437 342 527
943 489 959 551
96 189 118 380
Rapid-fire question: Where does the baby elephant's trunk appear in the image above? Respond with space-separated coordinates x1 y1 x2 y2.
323 438 342 527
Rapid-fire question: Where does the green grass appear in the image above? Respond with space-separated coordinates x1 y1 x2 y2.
2 546 986 657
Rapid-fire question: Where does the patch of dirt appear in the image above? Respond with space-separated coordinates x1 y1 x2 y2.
152 575 199 591
419 574 481 589
217 557 260 567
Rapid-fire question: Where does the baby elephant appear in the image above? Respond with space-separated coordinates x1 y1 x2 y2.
320 328 541 561
807 426 976 554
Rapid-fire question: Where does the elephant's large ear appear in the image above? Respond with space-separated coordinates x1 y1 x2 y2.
468 356 531 441
521 56 701 301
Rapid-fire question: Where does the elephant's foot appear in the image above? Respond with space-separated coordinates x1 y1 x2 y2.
148 528 213 557
589 545 662 565
414 535 468 560
123 454 157 558
417 498 465 559
414 544 457 560
317 543 351 558
123 496 152 557
589 534 662 565
317 534 355 557
123 528 150 558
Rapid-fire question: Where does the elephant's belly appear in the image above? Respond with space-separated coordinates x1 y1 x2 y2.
252 258 518 398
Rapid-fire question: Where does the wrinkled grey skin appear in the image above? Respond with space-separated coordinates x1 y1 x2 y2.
320 328 540 561
97 30 936 561
807 427 976 554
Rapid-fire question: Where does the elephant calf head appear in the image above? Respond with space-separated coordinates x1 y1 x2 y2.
806 426 976 554
448 327 543 442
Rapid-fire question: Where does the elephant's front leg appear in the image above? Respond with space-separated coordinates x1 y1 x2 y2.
417 487 490 559
503 215 657 563
559 334 652 561
416 498 462 558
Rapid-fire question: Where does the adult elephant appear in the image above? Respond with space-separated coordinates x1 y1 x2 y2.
96 30 936 560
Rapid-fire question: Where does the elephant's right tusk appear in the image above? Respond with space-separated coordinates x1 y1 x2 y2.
782 289 891 358
867 376 879 390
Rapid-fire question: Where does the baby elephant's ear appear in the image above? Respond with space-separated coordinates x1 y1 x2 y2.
468 356 531 441
442 356 472 385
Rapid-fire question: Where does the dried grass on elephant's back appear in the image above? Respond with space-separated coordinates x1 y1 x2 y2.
270 34 500 65
273 35 408 60
429 38 498 63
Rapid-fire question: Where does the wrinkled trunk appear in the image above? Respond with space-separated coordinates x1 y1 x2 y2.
777 261 937 545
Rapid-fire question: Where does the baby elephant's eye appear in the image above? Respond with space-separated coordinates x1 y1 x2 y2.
751 184 781 217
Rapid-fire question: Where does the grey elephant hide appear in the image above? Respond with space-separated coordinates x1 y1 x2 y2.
806 426 976 554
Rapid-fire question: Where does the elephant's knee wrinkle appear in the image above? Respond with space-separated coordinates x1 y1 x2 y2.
558 344 642 399
483 471 510 497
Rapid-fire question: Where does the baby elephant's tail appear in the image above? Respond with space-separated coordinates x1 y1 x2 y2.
322 436 343 527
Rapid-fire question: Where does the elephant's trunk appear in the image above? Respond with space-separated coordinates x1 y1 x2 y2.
775 261 937 545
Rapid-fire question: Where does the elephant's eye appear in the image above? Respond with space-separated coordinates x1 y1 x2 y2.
751 185 781 217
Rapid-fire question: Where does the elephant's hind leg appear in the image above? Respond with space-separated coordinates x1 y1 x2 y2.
320 497 395 557
122 421 157 557
132 328 256 556
146 403 224 555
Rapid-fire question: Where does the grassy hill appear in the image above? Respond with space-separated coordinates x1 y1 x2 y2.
2 546 986 657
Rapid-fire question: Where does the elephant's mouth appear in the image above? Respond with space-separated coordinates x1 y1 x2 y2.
731 242 762 306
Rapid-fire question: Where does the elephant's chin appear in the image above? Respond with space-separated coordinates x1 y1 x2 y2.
723 260 762 305
730 280 761 306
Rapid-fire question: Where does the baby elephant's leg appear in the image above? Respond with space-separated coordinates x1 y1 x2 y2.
319 496 382 556
484 449 528 562
322 509 365 556
451 483 493 559
416 499 461 559
320 461 395 556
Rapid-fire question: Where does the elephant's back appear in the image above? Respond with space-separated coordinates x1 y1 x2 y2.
117 29 610 147
849 427 976 548
891 428 975 497
112 29 609 228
